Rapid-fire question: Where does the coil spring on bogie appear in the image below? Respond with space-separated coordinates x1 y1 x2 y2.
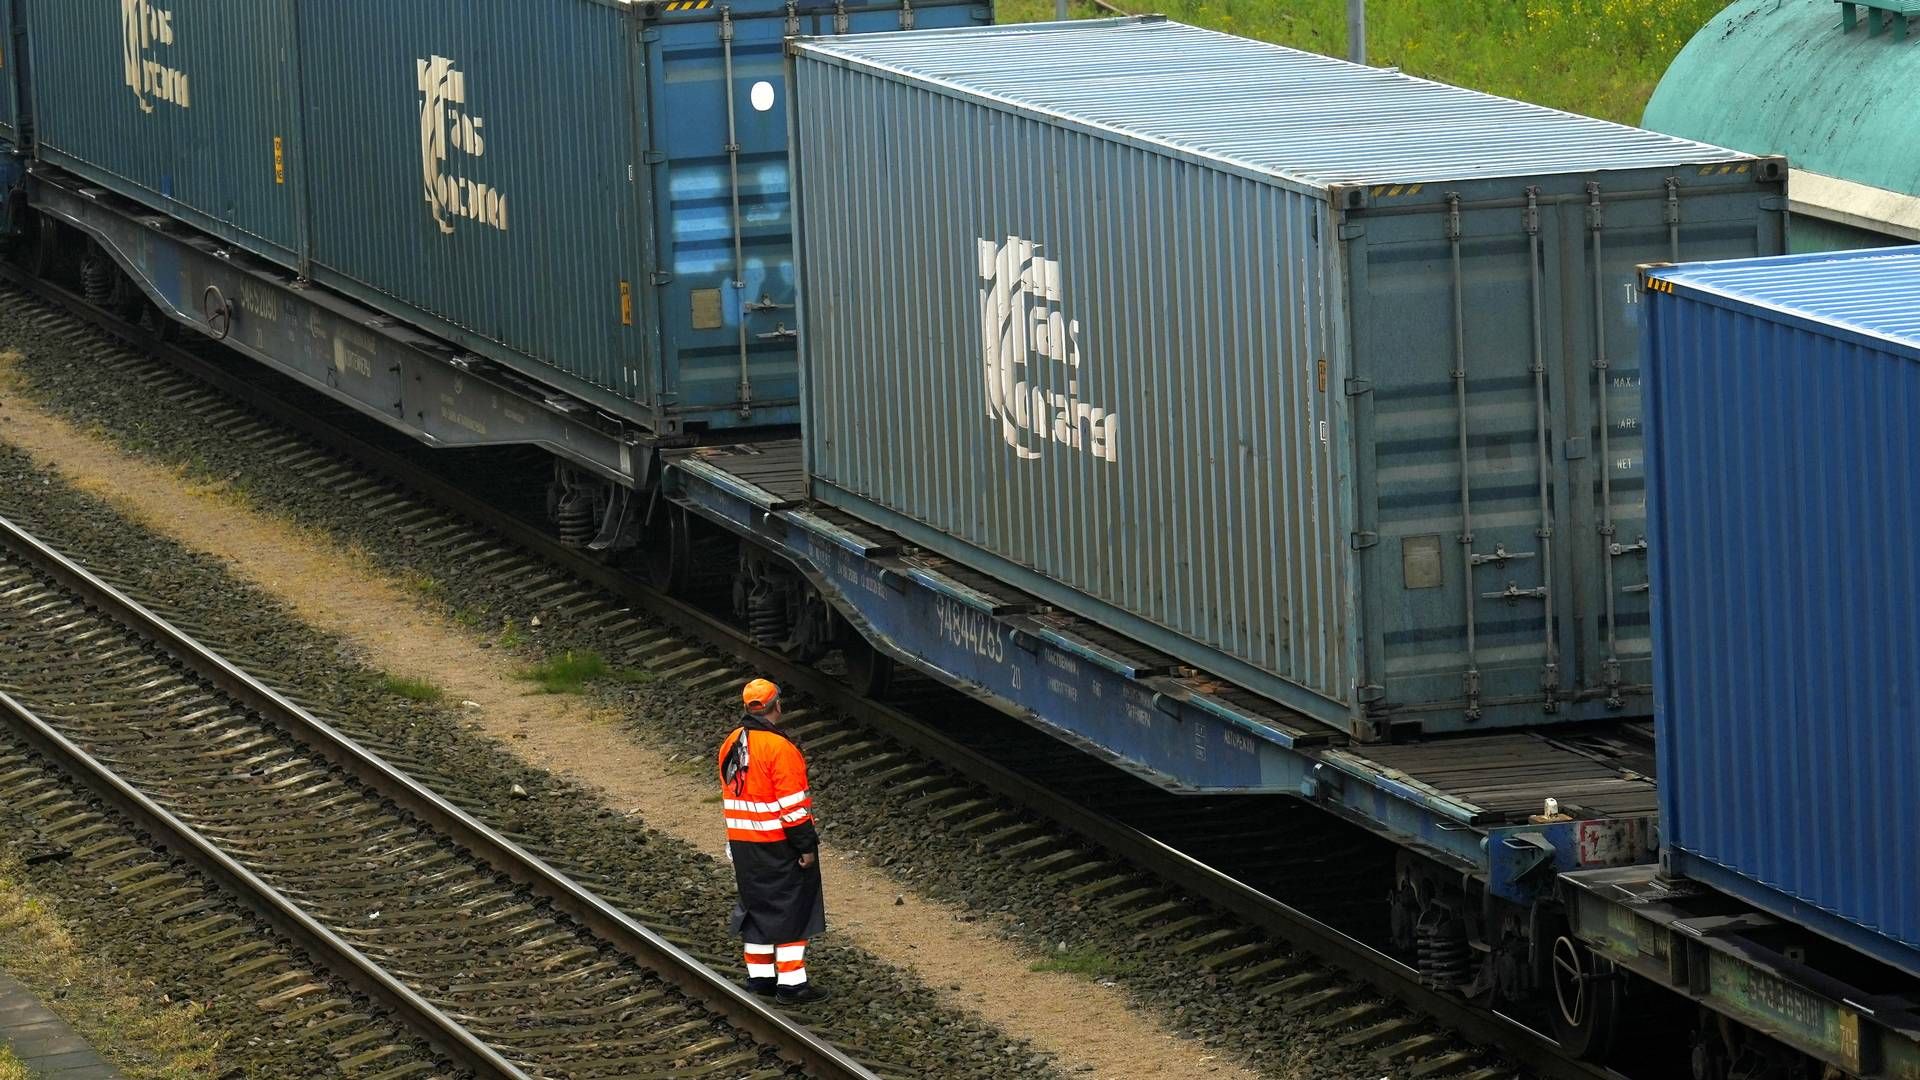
80 256 114 307
748 587 786 649
555 493 595 548
1416 912 1469 989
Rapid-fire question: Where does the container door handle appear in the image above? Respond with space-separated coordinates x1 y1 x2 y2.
1482 583 1549 605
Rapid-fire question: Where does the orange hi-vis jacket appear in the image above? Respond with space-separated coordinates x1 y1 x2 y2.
717 727 814 846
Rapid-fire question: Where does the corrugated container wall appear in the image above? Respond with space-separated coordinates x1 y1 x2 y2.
0 0 19 142
25 1 300 258
789 18 1787 740
1644 248 1920 978
21 0 986 434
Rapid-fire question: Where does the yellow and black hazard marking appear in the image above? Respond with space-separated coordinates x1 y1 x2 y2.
1368 183 1426 199
662 1 712 11
1641 273 1677 294
1695 163 1753 176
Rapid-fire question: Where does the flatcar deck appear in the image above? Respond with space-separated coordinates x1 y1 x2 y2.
668 442 1661 902
1356 728 1657 825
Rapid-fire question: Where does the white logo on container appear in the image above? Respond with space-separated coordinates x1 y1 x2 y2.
978 235 1118 463
121 0 189 112
417 56 509 234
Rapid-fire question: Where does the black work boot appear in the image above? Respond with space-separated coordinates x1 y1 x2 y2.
775 983 830 1005
743 977 777 998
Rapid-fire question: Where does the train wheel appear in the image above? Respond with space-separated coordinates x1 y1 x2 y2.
644 506 693 596
26 212 58 278
843 631 894 699
1548 930 1620 1060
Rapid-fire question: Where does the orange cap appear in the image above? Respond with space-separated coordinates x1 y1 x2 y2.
742 678 780 713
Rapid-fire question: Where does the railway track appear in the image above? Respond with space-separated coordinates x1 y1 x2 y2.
0 508 885 1079
0 271 1628 1080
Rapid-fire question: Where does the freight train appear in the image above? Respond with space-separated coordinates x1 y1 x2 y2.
0 3 1914 1077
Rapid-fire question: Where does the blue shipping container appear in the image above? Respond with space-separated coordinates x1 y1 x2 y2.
1644 247 1920 977
21 0 986 435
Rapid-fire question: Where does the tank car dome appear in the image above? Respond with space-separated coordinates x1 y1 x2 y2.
1644 0 1920 248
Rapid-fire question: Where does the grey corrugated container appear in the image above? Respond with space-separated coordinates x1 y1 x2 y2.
0 1 19 141
23 0 983 434
789 17 1788 740
1645 249 1920 977
295 0 659 425
24 1 301 257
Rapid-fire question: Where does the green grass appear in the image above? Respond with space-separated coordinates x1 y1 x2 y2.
382 674 446 703
514 651 653 694
0 853 228 1077
496 619 527 650
518 650 611 693
996 0 1727 125
1029 944 1135 980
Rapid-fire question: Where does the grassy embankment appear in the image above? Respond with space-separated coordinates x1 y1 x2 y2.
997 0 1730 125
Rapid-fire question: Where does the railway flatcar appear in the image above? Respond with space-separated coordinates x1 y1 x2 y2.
684 0 1804 1042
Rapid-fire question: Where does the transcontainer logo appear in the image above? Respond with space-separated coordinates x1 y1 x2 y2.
121 0 189 112
977 236 1119 464
416 56 509 235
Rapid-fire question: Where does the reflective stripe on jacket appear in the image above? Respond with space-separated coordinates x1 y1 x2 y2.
717 726 814 845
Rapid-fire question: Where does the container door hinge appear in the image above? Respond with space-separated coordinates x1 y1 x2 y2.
640 27 661 43
1760 196 1788 212
1344 377 1373 397
1350 531 1379 550
1338 222 1366 241
643 150 667 164
1602 657 1624 709
650 271 673 286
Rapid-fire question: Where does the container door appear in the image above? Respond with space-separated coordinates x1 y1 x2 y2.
1345 170 1784 736
1344 190 1567 737
1548 169 1785 724
641 0 985 433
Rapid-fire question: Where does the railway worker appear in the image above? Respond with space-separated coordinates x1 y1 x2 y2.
719 678 829 1005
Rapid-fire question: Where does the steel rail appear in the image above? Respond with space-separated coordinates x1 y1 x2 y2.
0 684 533 1079
0 509 880 1080
4 267 1621 1079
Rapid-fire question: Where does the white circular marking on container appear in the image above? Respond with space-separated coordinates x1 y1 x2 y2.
750 81 776 113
